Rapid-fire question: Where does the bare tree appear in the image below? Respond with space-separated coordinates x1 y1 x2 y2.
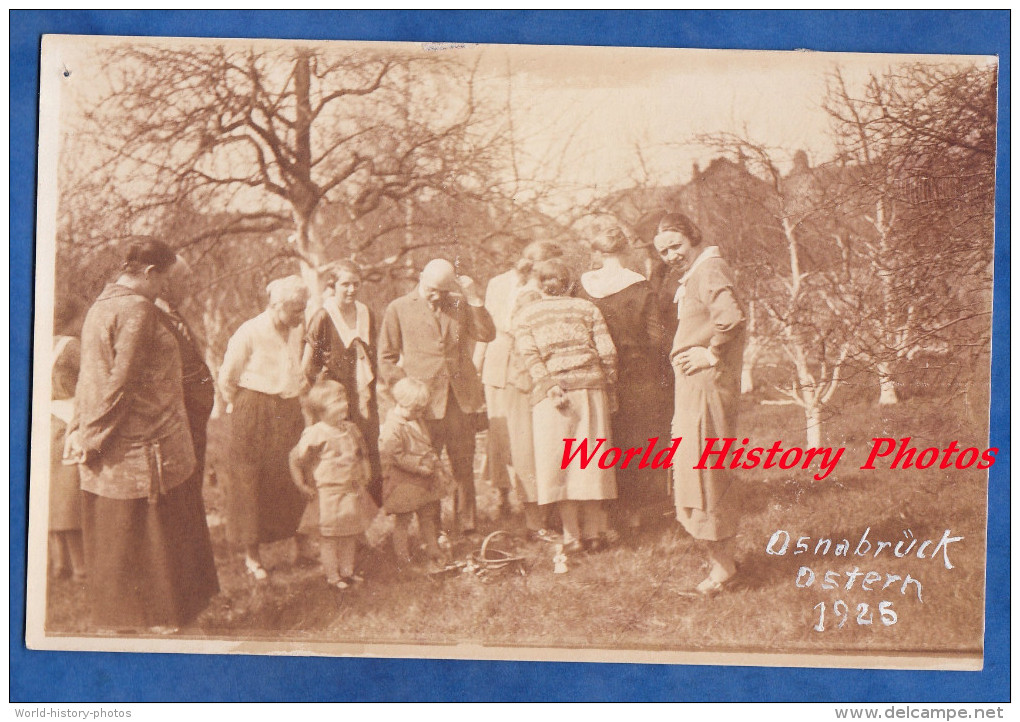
695 134 857 448
823 62 996 403
70 42 509 304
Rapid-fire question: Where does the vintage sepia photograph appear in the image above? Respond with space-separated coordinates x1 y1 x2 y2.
26 33 998 669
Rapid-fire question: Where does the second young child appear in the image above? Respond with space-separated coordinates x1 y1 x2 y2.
378 377 452 569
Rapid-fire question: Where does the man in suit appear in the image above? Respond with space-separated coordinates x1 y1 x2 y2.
379 258 496 535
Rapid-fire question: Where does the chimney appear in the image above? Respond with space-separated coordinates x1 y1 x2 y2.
792 149 810 175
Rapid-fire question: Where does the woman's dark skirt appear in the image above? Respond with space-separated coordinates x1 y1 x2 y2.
82 480 217 629
613 351 672 515
225 389 307 546
49 415 81 531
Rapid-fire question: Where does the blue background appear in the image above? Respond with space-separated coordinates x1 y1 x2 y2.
10 10 1010 702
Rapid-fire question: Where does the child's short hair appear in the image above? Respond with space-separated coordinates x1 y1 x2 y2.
305 379 348 421
391 377 430 409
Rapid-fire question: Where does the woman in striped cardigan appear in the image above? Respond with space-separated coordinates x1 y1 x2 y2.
513 258 618 553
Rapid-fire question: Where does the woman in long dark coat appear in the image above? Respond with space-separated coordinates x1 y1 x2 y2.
69 240 211 632
576 227 671 532
302 260 382 505
155 258 219 612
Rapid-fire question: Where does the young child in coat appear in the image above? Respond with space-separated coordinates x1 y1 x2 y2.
289 380 378 589
378 377 452 569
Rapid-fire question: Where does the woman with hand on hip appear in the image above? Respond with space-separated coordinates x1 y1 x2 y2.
218 275 310 581
654 213 746 595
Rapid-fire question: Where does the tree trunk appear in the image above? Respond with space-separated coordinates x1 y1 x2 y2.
201 299 227 419
294 211 326 312
805 405 822 449
741 302 758 394
877 361 899 405
290 50 327 313
741 364 755 395
741 338 759 394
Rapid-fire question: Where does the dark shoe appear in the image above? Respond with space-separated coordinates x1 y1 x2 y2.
562 540 584 555
585 537 605 554
680 567 739 598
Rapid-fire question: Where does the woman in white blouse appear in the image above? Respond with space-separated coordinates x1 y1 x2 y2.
218 275 310 580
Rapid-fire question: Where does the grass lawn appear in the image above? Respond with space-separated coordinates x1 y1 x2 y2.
44 396 988 662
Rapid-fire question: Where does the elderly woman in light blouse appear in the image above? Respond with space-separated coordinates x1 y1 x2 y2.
219 275 310 580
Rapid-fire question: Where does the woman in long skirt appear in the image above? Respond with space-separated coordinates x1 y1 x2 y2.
218 275 310 581
514 258 618 552
477 240 564 537
654 213 746 594
49 296 84 582
155 258 219 613
577 226 670 532
69 240 208 632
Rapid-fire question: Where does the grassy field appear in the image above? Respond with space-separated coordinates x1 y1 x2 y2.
45 396 989 660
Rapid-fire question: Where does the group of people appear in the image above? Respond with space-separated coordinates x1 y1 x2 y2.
51 209 746 634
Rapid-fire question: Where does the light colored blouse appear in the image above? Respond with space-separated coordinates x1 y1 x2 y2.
670 251 745 377
219 310 306 403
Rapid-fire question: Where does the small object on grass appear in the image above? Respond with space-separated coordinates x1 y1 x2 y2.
244 557 269 582
429 560 465 577
553 544 568 574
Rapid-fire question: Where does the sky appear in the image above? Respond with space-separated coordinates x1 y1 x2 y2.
47 35 992 217
467 43 990 210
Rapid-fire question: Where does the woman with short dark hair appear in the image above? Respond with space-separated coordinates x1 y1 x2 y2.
302 260 382 506
654 212 746 594
577 226 670 533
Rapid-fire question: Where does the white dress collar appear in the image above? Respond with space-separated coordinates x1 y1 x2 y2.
579 267 646 299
